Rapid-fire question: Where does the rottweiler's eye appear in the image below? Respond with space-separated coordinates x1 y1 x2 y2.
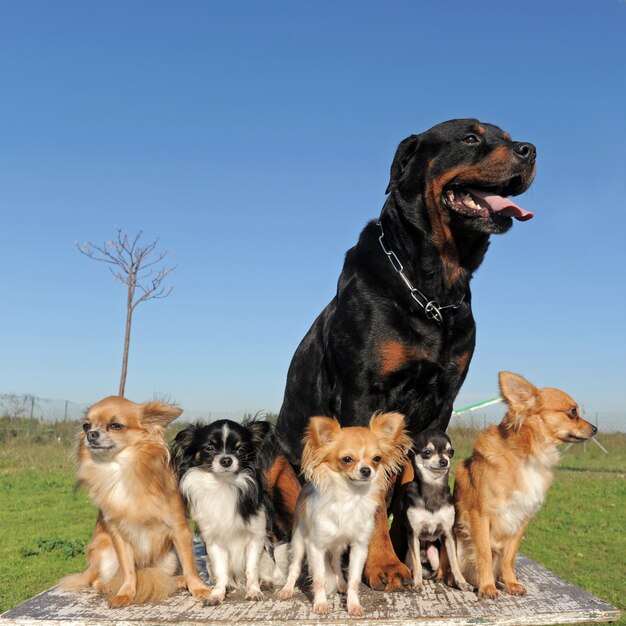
108 422 124 431
463 134 480 145
372 455 382 463
421 449 432 458
567 408 578 419
82 422 91 432
342 456 353 464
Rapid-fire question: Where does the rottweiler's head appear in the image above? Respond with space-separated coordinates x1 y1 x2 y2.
387 119 536 235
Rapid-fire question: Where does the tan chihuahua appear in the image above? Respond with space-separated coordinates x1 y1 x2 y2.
60 397 210 607
452 372 596 599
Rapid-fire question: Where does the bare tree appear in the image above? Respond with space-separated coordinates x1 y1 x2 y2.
77 229 176 397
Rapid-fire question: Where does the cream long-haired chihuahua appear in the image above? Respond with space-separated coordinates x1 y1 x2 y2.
452 372 597 599
276 412 411 616
60 397 210 607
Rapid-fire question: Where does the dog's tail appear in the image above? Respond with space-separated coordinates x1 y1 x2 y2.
59 571 95 592
61 564 178 604
105 568 178 604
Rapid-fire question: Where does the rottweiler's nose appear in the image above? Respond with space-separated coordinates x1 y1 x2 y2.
513 142 536 162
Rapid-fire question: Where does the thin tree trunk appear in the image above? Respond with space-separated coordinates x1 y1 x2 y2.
119 280 135 397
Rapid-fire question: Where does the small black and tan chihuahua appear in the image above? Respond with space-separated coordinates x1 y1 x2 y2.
399 429 469 591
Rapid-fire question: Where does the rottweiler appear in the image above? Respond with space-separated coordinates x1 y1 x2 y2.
271 118 537 591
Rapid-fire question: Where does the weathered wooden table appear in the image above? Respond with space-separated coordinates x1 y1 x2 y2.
1 546 619 626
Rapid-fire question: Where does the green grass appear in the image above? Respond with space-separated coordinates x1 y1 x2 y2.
0 440 97 612
0 420 624 625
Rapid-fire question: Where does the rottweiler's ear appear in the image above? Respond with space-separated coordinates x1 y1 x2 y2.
386 134 422 194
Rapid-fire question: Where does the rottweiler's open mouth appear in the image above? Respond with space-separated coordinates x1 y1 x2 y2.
444 186 534 222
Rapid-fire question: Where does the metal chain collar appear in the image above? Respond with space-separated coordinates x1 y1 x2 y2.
376 219 465 324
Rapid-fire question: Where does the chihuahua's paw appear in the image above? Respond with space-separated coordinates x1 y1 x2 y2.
347 601 365 617
478 584 499 599
313 600 329 615
275 585 294 601
411 580 423 593
108 593 133 608
365 559 412 592
189 583 212 600
204 591 225 606
93 579 111 594
336 580 348 594
455 580 473 592
245 588 264 602
504 581 527 596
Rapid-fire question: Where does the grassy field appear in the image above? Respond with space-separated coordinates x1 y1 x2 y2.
0 417 624 624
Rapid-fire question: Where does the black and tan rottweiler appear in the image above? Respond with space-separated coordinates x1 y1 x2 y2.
271 118 537 591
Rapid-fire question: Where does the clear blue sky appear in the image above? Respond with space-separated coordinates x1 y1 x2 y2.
1 1 624 417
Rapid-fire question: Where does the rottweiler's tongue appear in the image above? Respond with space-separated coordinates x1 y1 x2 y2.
468 188 534 221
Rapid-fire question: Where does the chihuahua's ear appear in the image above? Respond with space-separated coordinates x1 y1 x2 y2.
370 411 413 475
141 401 183 428
499 371 541 430
170 423 199 477
302 417 341 484
369 412 407 443
306 416 341 448
243 418 273 445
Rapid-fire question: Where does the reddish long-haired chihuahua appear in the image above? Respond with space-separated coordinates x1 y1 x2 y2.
60 397 210 607
277 412 411 616
452 372 597 599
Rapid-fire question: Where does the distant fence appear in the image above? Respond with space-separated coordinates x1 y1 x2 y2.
0 393 270 425
1 393 624 433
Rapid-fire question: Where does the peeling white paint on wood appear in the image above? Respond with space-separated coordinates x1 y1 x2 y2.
1 551 619 626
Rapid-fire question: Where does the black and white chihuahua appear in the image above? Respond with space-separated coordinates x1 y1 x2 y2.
171 418 287 605
400 429 469 591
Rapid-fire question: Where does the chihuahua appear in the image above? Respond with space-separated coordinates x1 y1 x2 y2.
453 372 597 598
172 418 287 605
60 397 210 607
400 429 469 592
276 412 411 616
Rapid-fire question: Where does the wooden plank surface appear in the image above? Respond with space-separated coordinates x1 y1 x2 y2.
1 542 620 626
